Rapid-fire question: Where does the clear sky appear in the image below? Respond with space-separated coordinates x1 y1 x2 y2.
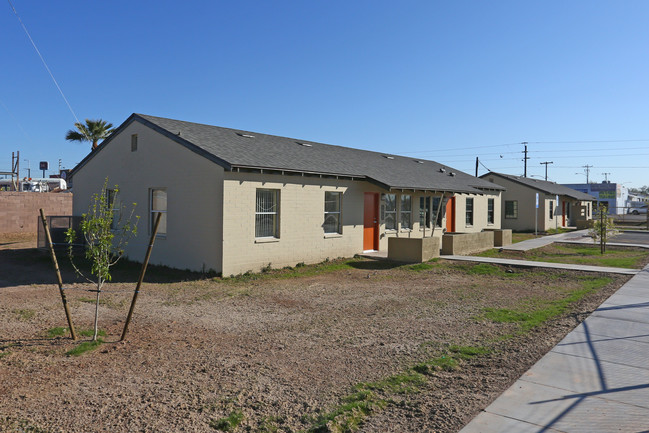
1 1 648 188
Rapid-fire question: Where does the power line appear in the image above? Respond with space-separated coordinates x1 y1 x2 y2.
400 139 649 155
8 0 81 125
527 139 649 144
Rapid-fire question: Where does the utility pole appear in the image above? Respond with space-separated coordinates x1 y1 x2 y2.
582 165 593 183
522 142 529 177
540 161 553 181
602 172 610 182
475 157 479 177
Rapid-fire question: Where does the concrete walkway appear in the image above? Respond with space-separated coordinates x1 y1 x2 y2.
460 264 649 433
504 229 649 251
443 255 639 275
501 230 592 252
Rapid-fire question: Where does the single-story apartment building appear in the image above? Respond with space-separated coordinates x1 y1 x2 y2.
480 172 596 232
71 114 504 275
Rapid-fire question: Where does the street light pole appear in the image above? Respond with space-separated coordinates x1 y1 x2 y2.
24 159 30 178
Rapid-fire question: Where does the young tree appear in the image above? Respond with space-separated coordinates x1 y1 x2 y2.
65 119 114 151
589 206 618 254
66 178 139 340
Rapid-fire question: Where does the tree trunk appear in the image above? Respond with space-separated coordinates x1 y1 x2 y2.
93 279 102 341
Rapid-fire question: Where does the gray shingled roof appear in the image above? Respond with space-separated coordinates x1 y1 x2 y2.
74 113 504 194
482 172 596 201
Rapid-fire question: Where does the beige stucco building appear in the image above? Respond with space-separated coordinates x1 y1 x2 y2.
480 172 595 232
71 114 503 276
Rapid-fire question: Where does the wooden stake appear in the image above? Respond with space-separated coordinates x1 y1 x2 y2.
120 211 162 341
39 209 77 340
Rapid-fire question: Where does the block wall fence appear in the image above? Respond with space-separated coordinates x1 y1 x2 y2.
0 192 72 234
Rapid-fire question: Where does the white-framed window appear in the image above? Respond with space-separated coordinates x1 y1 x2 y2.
324 191 342 234
432 197 443 227
150 188 167 236
549 200 554 219
505 200 518 219
383 193 397 231
400 194 412 230
106 188 120 230
487 198 495 225
466 197 474 226
420 197 431 228
256 189 279 238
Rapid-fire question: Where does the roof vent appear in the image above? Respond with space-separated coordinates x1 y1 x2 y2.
383 155 395 160
439 168 446 173
449 172 456 177
296 142 312 147
414 160 424 164
236 132 255 138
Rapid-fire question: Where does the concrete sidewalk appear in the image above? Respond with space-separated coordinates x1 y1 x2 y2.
504 229 649 251
501 230 592 252
443 255 639 275
460 265 649 433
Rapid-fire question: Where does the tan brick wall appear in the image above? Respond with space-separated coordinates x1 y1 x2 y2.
0 192 72 234
222 172 371 276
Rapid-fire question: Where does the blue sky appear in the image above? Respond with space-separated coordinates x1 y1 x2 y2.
1 1 648 188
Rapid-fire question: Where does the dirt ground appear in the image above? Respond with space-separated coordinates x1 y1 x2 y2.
0 234 634 432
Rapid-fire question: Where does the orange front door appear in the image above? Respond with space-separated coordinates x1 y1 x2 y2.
562 202 566 226
445 196 456 232
363 193 379 251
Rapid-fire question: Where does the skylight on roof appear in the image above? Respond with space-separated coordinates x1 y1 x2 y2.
236 132 255 138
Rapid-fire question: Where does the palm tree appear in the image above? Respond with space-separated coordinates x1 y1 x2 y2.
65 119 114 151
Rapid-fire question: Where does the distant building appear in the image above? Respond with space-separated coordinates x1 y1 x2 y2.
562 182 628 215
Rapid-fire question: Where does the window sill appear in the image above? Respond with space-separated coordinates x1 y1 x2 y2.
400 228 413 233
255 237 279 244
324 233 343 238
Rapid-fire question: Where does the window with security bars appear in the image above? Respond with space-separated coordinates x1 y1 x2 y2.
400 194 412 229
324 191 342 234
255 189 279 238
150 188 167 236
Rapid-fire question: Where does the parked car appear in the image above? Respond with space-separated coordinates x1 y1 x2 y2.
628 205 648 215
